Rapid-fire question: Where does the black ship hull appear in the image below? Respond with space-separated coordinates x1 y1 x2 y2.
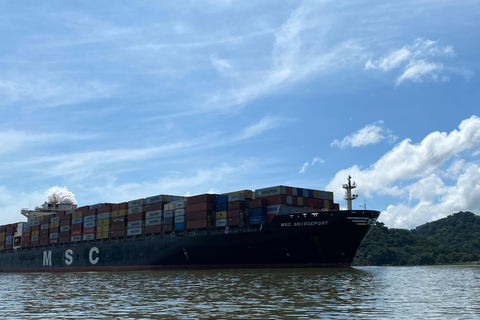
0 210 380 273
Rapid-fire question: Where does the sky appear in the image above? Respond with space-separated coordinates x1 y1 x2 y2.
0 0 479 230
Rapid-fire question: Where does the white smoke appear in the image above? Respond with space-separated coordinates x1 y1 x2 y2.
46 186 77 205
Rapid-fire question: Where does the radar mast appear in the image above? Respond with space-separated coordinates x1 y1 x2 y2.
343 175 358 210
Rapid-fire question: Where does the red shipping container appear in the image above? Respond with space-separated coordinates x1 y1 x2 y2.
110 229 125 238
163 224 173 232
249 199 267 208
286 186 292 195
41 229 49 236
187 202 214 212
111 223 125 231
262 195 288 206
111 216 126 224
59 237 70 244
98 204 112 213
31 240 39 246
31 225 40 231
50 227 59 233
145 225 162 234
186 211 209 221
83 227 95 234
187 194 216 205
145 202 163 212
60 231 70 237
22 232 31 239
128 212 144 222
228 201 246 210
85 209 97 216
49 238 58 245
111 203 120 211
186 219 208 230
267 215 275 223
228 209 244 218
60 219 71 226
71 229 82 236
76 206 89 212
71 223 83 230
119 202 128 210
228 217 242 226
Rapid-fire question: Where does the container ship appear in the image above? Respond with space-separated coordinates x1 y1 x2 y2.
0 177 379 273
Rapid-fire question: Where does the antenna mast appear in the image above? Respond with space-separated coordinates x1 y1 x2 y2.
343 175 358 210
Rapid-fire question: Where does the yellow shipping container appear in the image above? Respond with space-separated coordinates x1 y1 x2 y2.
73 211 84 218
216 211 227 219
328 192 334 201
313 190 320 199
0 245 4 251
96 231 109 239
324 199 330 209
297 197 304 206
223 189 253 199
31 230 40 237
97 219 110 226
111 209 127 217
97 225 110 233
50 221 60 228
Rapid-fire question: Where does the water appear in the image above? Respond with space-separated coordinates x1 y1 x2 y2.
1 266 479 319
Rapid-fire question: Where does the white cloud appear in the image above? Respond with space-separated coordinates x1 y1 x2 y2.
331 121 396 149
396 60 444 85
235 113 292 141
210 55 238 78
365 38 456 85
299 157 324 174
327 116 480 228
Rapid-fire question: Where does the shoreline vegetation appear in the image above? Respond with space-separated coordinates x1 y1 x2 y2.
353 211 480 266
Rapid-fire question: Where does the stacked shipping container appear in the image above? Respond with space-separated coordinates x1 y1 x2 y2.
0 185 338 251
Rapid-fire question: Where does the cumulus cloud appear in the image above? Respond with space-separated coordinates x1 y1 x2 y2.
331 121 396 149
327 116 480 228
365 38 455 86
299 157 324 174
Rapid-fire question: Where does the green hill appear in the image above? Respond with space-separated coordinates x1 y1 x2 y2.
353 211 480 266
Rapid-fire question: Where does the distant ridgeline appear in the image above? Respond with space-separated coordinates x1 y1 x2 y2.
353 211 480 266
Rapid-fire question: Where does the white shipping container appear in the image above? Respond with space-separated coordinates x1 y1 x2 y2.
266 205 281 215
72 217 83 224
60 225 71 232
174 200 187 209
31 220 40 226
146 195 164 204
174 216 184 223
128 199 146 208
146 218 161 226
71 235 82 242
127 228 142 236
84 215 96 222
164 210 174 218
127 221 143 228
83 234 95 241
255 186 286 198
215 219 227 227
84 221 97 228
146 210 162 219
303 189 309 197
128 206 145 215
174 209 186 216
31 235 39 241
97 212 110 220
50 217 60 223
49 233 59 239
228 193 246 202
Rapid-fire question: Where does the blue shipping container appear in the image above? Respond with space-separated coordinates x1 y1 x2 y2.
215 195 228 204
174 223 184 231
249 207 267 217
308 189 314 198
215 203 228 212
249 216 266 225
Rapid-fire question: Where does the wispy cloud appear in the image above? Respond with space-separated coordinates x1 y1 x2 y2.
299 157 324 174
331 121 397 149
235 113 293 141
365 38 455 86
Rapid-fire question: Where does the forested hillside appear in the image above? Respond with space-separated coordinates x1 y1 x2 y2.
353 211 480 266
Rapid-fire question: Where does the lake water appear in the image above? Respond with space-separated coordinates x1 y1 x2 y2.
1 266 479 319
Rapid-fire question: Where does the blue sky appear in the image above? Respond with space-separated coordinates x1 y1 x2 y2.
0 0 479 229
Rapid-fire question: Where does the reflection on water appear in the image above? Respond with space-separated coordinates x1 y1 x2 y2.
1 266 479 319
